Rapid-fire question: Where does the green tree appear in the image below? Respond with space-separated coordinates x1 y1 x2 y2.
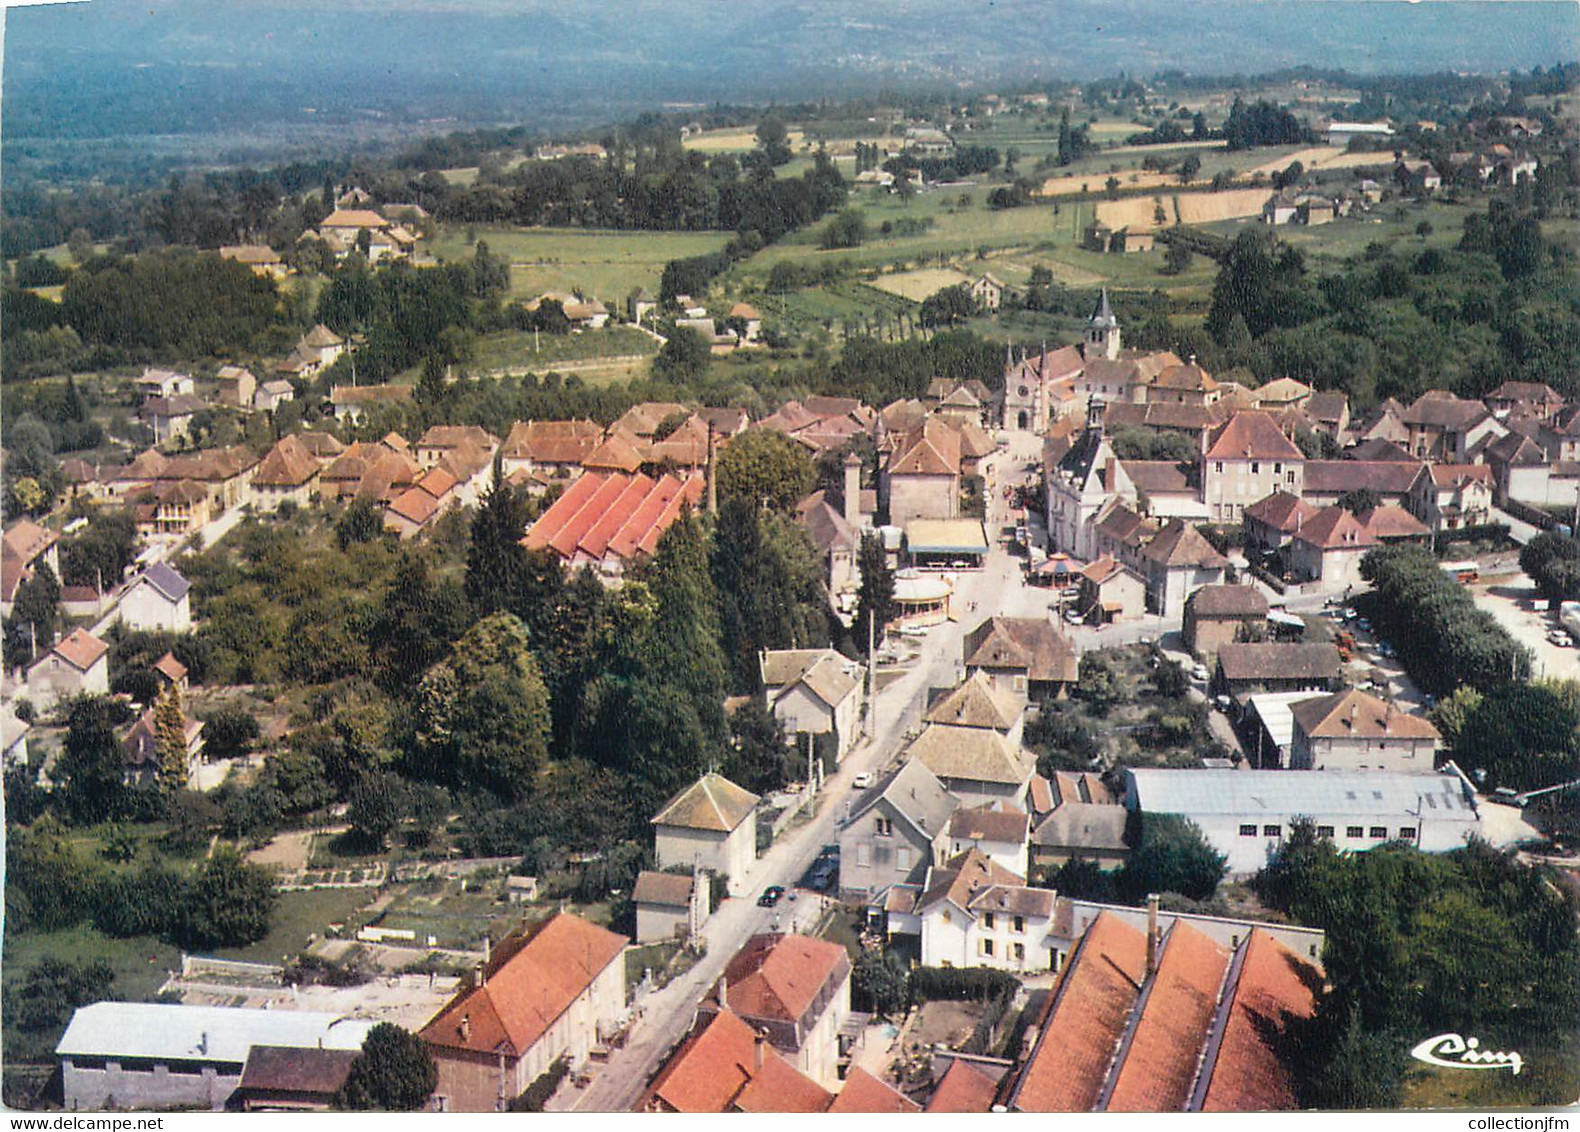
714 429 815 513
179 847 277 950
57 696 131 825
202 707 260 761
1119 814 1228 902
724 699 794 795
154 683 189 791
852 948 910 1016
412 613 552 800
1163 239 1193 276
10 957 115 1034
465 462 532 619
337 1023 438 1111
3 562 59 669
820 208 867 250
335 497 384 550
755 117 793 167
1075 652 1125 715
855 533 894 654
415 353 447 406
652 326 711 381
1453 680 1580 791
347 770 407 850
1178 154 1202 184
1336 488 1381 515
918 284 977 329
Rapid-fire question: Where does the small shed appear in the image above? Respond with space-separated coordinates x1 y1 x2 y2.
505 875 539 904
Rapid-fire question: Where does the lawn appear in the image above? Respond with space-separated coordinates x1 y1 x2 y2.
867 267 974 301
2 926 183 1062
423 225 735 303
210 886 375 965
395 326 659 382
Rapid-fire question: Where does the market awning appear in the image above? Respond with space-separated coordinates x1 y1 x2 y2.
905 518 989 555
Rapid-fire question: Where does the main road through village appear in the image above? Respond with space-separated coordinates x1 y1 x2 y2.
564 431 1045 1112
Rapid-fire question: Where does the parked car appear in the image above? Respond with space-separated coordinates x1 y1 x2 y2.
758 885 785 907
1064 609 1084 625
1192 663 1209 682
852 771 874 789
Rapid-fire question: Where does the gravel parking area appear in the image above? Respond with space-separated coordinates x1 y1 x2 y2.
1473 575 1580 681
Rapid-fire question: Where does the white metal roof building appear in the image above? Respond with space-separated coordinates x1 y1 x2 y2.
1123 768 1481 875
57 1003 373 1111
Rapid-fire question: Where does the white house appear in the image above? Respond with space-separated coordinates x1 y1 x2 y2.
945 804 1030 876
910 849 1060 974
119 563 192 633
254 379 296 412
651 773 759 896
1123 768 1481 875
759 648 865 763
26 628 109 709
58 1003 372 1112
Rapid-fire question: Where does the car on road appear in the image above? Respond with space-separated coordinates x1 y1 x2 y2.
1064 609 1084 625
1191 663 1209 682
852 771 874 789
1548 630 1574 647
808 861 837 891
758 885 785 907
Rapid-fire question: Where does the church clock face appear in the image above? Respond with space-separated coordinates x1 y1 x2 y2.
1019 385 1029 398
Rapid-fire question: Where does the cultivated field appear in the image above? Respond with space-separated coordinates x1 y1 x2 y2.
1038 168 1195 197
867 267 975 300
682 127 806 153
1093 186 1276 232
1247 145 1397 177
424 225 734 301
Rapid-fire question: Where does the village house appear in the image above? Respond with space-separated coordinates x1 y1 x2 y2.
1183 584 1270 660
1213 642 1343 702
1 520 60 619
1401 392 1504 461
253 380 296 412
1139 519 1229 617
1395 158 1442 193
420 912 628 1112
925 670 1023 741
882 416 967 525
962 616 1080 703
3 706 31 772
123 702 205 787
141 394 206 443
1303 391 1352 440
759 648 865 763
1075 555 1147 625
839 758 957 902
1289 687 1441 772
631 870 707 943
640 1004 832 1114
415 425 499 470
1261 191 1300 225
212 365 257 409
1285 505 1378 591
627 288 658 325
908 849 1059 974
135 367 196 400
945 804 1030 875
1124 768 1479 875
251 435 322 511
1301 459 1423 510
119 563 192 632
1408 463 1494 531
1242 490 1318 553
25 628 109 709
1356 504 1431 544
57 1004 372 1113
904 723 1035 809
1030 772 1127 869
651 773 759 896
722 933 852 1085
969 273 1005 311
218 244 287 279
1484 380 1565 420
1203 412 1305 523
330 384 414 423
1046 407 1135 560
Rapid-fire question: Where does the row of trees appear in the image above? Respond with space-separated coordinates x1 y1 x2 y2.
1358 544 1529 696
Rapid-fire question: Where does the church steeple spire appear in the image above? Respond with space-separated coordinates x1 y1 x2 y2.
1084 287 1121 360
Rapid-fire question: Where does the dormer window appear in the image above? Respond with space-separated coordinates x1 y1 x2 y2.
875 817 893 837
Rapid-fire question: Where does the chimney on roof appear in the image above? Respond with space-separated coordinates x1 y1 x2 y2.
753 1029 768 1073
1145 893 1160 980
459 1014 471 1043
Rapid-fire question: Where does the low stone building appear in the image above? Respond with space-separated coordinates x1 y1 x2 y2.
1183 585 1270 660
632 870 707 943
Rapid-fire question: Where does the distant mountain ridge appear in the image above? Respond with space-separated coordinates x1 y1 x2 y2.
4 0 1574 144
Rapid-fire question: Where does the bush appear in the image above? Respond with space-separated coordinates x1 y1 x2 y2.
509 1056 570 1112
908 965 1020 1003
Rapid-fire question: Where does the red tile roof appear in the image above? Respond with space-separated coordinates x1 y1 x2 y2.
1196 930 1320 1112
644 1007 831 1113
1009 911 1145 1112
925 1058 1003 1112
1205 411 1303 462
387 487 442 526
52 628 109 672
1291 506 1377 551
828 1067 920 1113
252 436 321 488
523 470 704 564
419 912 626 1060
1244 490 1317 533
1102 923 1232 1112
725 933 850 1029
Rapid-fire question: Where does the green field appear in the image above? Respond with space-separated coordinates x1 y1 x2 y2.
424 225 734 302
210 886 376 965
